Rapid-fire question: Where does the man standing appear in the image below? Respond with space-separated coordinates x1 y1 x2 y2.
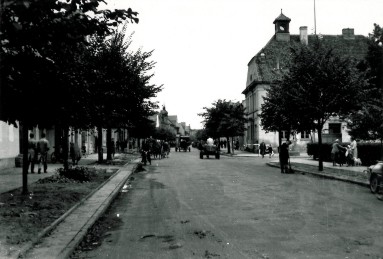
260 141 266 158
28 133 37 173
331 139 346 166
279 140 290 174
37 133 50 173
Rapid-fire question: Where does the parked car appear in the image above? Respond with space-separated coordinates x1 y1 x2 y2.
365 161 383 194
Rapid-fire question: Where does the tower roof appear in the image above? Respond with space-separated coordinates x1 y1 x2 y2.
273 11 291 24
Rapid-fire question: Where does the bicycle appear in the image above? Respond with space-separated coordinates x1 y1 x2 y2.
51 146 64 164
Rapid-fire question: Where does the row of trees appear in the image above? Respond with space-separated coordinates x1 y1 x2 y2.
0 0 162 193
261 24 383 171
199 100 247 154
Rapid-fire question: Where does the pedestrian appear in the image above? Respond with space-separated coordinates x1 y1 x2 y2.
141 139 151 165
37 133 50 173
268 144 274 158
110 138 116 159
350 137 358 160
279 140 290 173
116 140 120 153
28 133 37 173
260 141 266 158
70 142 81 165
331 139 346 166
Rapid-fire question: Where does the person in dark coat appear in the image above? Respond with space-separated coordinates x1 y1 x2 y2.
279 141 290 174
260 141 266 158
331 139 346 166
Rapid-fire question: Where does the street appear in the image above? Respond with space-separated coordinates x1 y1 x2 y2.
75 148 383 259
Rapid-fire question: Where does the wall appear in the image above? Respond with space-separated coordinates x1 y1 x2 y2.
0 121 20 169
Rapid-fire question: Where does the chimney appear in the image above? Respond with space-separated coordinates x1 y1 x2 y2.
300 26 308 45
342 28 355 40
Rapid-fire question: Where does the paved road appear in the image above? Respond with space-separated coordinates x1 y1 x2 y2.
75 148 383 259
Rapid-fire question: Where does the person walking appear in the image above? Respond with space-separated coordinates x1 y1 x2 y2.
28 133 37 173
331 139 346 166
268 144 274 158
350 137 358 160
70 142 81 165
37 133 50 173
279 141 290 173
260 141 266 158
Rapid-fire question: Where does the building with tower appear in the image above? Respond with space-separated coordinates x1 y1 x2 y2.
242 11 369 151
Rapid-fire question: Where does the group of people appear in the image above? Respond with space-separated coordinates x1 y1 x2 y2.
140 138 170 165
331 137 358 166
259 141 275 158
27 133 50 174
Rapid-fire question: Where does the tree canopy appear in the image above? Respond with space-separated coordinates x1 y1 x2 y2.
0 0 139 128
261 38 367 170
199 99 247 153
346 24 383 144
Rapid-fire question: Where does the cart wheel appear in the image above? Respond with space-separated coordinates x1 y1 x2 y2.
370 174 380 194
215 153 220 159
175 148 178 152
189 147 191 152
200 152 203 159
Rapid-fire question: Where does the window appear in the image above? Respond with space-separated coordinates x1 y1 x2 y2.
328 123 341 134
301 131 310 139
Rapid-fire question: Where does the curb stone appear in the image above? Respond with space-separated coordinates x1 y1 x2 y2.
16 158 140 259
266 162 369 187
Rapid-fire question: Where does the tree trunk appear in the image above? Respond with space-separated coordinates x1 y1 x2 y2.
380 139 383 161
62 126 69 170
226 136 231 154
106 127 112 160
317 126 323 171
21 121 29 195
278 129 282 168
97 126 103 162
231 137 235 155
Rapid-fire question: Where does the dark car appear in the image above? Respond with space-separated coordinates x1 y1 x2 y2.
199 143 220 159
366 161 383 194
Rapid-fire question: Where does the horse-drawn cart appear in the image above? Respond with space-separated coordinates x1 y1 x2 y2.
175 136 191 152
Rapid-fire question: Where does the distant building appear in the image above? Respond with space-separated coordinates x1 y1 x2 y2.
242 11 369 150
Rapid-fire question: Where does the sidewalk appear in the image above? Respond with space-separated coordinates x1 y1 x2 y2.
0 153 140 259
222 149 370 187
0 153 106 194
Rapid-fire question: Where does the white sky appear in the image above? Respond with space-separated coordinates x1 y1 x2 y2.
102 0 383 129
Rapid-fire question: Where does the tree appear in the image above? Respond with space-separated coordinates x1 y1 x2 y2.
260 82 302 148
261 38 367 171
0 0 138 194
199 100 247 154
86 29 161 162
195 129 208 141
347 24 383 159
154 127 176 141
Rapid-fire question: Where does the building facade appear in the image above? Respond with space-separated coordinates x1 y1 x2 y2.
242 11 369 150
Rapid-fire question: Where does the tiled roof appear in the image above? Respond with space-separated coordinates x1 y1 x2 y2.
168 115 177 123
243 33 368 94
273 13 291 23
